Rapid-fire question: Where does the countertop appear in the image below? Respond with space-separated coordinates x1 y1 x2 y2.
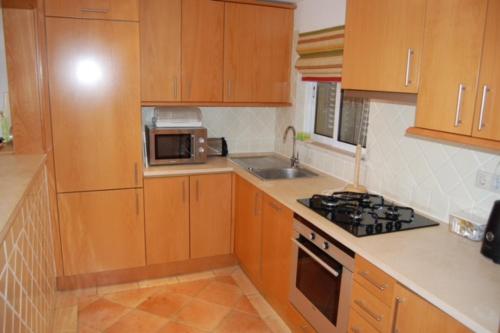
145 156 500 333
0 154 46 239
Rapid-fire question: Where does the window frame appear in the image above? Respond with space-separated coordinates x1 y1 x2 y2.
304 81 364 154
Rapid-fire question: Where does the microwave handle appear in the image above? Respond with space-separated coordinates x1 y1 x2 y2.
292 238 340 277
191 135 196 158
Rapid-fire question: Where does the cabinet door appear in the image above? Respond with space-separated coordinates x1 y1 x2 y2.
392 284 471 333
144 177 189 265
234 175 262 285
58 189 146 276
45 0 139 21
416 0 488 135
472 0 500 141
181 0 224 102
46 18 142 193
190 173 232 258
342 0 426 93
140 0 181 102
224 2 293 103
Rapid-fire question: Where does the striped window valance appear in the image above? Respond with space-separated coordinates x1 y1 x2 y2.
295 25 344 82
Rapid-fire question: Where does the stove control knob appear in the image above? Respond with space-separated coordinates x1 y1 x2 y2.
322 242 329 250
309 232 316 241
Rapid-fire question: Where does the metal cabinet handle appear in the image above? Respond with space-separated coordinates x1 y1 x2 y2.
81 8 109 13
359 271 388 291
354 299 382 322
351 327 361 333
182 180 186 203
478 85 490 131
134 163 138 186
454 84 466 127
404 48 414 87
173 77 178 99
254 192 260 216
292 238 340 277
268 201 282 212
391 297 404 333
196 180 199 202
227 80 232 98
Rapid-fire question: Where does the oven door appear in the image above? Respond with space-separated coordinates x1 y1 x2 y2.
289 233 353 333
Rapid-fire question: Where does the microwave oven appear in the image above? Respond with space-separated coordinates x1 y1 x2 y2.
145 126 208 165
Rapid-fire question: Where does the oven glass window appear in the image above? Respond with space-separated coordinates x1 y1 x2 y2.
296 237 343 326
155 134 192 159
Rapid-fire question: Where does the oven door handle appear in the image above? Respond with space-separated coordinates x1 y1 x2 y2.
292 238 340 277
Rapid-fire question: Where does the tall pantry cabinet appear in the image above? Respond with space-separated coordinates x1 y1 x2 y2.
45 3 145 276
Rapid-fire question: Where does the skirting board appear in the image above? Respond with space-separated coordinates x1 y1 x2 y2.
56 254 238 291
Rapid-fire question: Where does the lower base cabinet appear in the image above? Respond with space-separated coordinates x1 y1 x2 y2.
58 188 146 276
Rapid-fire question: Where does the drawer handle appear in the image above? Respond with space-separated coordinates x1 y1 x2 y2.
354 299 382 322
478 85 490 131
80 8 109 13
269 201 282 212
404 48 414 87
351 327 361 333
359 271 388 291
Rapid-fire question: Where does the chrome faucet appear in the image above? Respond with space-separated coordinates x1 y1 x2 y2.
283 125 299 168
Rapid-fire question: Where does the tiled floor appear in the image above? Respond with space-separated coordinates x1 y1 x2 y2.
52 266 291 333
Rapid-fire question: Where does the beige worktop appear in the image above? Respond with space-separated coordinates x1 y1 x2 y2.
145 156 500 333
0 154 46 240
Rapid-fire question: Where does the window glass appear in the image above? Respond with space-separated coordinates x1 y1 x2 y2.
338 93 370 148
314 83 337 138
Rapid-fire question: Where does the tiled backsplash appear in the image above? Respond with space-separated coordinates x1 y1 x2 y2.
142 107 277 154
0 166 57 333
275 96 500 222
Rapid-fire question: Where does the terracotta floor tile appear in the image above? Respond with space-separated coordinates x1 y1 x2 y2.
56 287 97 308
104 287 159 308
215 311 272 333
97 282 139 295
167 279 212 297
157 321 207 333
212 266 238 277
176 299 230 331
78 295 101 311
103 309 168 333
78 322 101 333
53 305 77 331
214 275 238 286
196 281 242 307
235 296 259 316
78 298 130 331
138 290 191 318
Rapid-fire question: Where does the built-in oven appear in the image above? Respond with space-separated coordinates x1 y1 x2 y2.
145 126 208 166
290 214 355 333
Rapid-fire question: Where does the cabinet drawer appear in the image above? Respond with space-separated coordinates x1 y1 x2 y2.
349 308 379 333
45 0 139 21
354 256 395 306
351 282 391 333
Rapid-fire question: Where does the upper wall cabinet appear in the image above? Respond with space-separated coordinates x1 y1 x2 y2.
342 0 427 93
415 0 488 136
46 18 142 193
224 2 293 103
471 0 500 141
182 0 224 102
45 0 139 21
140 0 181 103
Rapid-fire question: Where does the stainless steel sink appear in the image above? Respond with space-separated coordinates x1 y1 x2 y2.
249 167 318 180
231 156 318 180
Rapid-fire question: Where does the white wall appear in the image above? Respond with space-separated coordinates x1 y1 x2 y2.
275 0 500 222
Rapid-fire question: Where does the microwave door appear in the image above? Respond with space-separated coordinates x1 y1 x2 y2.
155 134 193 160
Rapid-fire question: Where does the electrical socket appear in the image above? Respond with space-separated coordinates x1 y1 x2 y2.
476 170 500 193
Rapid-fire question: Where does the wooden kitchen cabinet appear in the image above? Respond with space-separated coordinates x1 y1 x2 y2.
472 0 500 141
140 0 181 102
234 175 263 285
45 0 139 21
58 189 146 276
144 177 190 265
190 173 232 258
181 0 224 102
415 0 488 136
224 2 293 103
392 284 471 333
342 0 427 93
46 17 142 193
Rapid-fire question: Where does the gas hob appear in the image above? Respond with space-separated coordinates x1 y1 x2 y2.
297 192 439 237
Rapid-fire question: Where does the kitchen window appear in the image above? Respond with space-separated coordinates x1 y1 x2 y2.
305 82 370 153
